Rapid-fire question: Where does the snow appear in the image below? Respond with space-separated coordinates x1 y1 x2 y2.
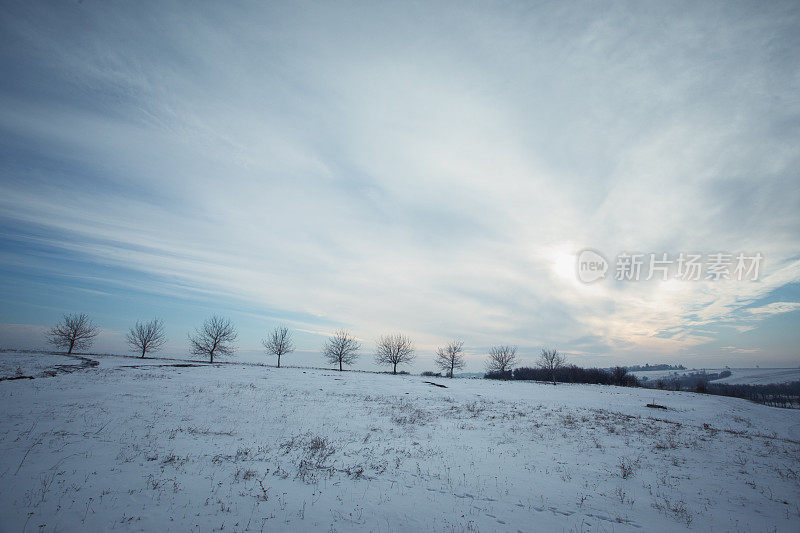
631 367 800 385
713 368 800 385
1 351 799 531
0 351 78 378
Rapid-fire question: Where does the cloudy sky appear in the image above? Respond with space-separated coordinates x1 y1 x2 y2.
1 1 798 370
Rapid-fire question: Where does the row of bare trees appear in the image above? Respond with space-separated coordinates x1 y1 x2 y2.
46 313 235 362
46 314 172 358
322 331 525 378
46 313 548 374
485 348 567 384
324 332 518 377
44 313 290 364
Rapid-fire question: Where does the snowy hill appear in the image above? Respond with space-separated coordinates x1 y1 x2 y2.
713 367 800 385
630 367 800 385
1 351 798 531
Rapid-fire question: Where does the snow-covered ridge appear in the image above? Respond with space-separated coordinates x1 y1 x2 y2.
1 351 798 531
630 367 800 385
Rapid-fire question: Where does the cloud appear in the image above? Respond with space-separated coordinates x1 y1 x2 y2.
746 302 800 316
0 1 799 363
720 346 760 355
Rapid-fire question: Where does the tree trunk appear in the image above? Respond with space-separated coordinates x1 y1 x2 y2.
277 353 281 368
68 340 74 354
393 363 397 374
339 360 343 371
210 350 214 364
141 347 146 358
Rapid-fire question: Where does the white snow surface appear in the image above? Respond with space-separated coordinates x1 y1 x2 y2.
0 351 79 378
713 368 800 385
1 351 799 532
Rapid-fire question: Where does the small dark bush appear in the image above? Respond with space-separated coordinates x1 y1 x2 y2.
421 371 442 377
484 370 513 380
611 366 639 386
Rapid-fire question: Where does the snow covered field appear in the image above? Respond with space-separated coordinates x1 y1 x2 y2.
713 368 800 385
631 368 800 385
0 352 83 380
1 351 799 532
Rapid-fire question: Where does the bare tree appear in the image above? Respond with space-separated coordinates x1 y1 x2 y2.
126 318 167 358
374 333 415 374
435 340 465 377
323 329 360 371
46 313 99 354
538 348 565 384
262 326 295 368
486 345 517 376
188 315 238 363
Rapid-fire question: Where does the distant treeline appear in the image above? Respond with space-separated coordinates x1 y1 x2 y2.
632 371 799 409
625 363 686 372
484 364 799 409
485 365 641 387
705 381 800 409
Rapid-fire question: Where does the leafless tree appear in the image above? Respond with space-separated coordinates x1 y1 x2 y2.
538 348 565 384
262 326 295 368
435 340 465 377
126 318 166 358
374 333 415 374
188 315 238 363
46 313 99 354
486 345 517 375
323 329 360 371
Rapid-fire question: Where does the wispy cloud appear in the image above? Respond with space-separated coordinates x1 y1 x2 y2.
746 302 800 316
0 1 798 364
720 346 760 355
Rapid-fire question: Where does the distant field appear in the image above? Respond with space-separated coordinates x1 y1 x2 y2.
630 367 800 385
